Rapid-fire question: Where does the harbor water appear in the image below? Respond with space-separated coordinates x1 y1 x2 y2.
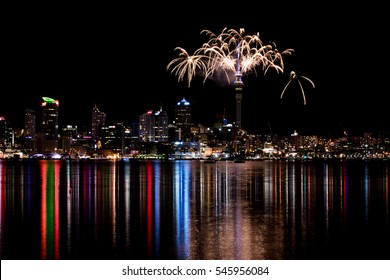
0 158 389 260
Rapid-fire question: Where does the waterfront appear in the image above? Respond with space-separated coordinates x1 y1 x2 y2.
0 158 389 260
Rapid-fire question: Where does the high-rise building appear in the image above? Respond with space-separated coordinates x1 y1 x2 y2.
100 122 126 155
41 96 59 140
91 104 106 142
0 116 7 149
139 110 156 142
40 96 59 152
24 109 36 138
154 108 169 143
174 97 193 141
175 97 192 125
139 108 169 143
21 109 36 153
0 117 14 151
61 125 78 154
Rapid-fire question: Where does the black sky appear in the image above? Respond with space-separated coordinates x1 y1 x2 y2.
2 3 389 137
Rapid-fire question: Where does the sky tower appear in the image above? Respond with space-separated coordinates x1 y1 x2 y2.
234 41 243 129
167 27 303 132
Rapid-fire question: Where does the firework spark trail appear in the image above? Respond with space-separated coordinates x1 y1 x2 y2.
280 71 315 105
167 27 293 87
166 47 209 87
167 27 314 106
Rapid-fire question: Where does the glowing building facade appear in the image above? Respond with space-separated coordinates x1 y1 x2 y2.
0 116 7 149
40 96 59 152
139 108 169 143
22 109 36 152
91 104 106 142
174 97 192 141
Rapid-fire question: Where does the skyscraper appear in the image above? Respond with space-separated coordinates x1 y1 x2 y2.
91 104 106 143
154 108 169 143
40 96 59 152
0 116 7 150
174 97 192 141
24 109 36 138
139 108 169 143
22 109 36 153
139 110 155 142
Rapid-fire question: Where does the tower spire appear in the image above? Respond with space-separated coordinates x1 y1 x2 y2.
234 40 244 129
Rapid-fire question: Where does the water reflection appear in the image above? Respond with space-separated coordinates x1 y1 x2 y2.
39 160 61 259
0 159 389 260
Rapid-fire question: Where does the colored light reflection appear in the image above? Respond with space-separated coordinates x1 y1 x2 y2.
0 161 5 256
386 164 389 222
140 161 162 258
0 159 389 260
146 161 153 256
40 160 61 259
123 161 131 249
174 161 190 259
153 161 161 258
343 161 349 224
364 163 370 223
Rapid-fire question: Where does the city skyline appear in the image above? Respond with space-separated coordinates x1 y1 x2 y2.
2 4 388 138
1 5 390 277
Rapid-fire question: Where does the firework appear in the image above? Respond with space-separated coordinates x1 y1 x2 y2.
167 27 294 87
280 71 315 105
167 27 313 129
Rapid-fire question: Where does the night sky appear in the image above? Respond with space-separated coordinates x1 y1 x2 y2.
2 3 388 138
